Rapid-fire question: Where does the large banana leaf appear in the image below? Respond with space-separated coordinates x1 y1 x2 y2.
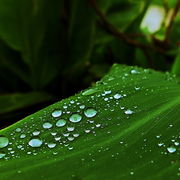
0 64 179 180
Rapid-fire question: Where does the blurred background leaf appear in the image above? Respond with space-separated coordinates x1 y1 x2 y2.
0 0 180 128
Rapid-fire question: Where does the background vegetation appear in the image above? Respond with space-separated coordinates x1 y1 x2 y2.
0 0 180 128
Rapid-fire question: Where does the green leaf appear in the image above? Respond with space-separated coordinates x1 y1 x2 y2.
107 1 145 31
0 92 53 114
172 48 180 76
0 0 64 89
68 0 95 69
0 64 179 179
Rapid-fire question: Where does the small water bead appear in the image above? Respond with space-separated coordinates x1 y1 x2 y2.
56 119 66 127
158 143 164 147
15 128 21 132
28 138 43 148
55 137 61 141
104 98 109 101
114 94 123 99
69 114 82 123
96 124 101 128
73 133 79 137
43 122 53 129
0 153 6 159
17 145 23 149
135 87 140 90
68 137 74 141
67 127 75 132
20 134 26 139
63 133 70 137
84 108 97 118
0 136 9 148
131 69 139 74
70 100 75 104
47 143 56 149
124 109 134 115
51 132 57 136
52 110 62 118
33 131 40 136
79 105 85 109
174 142 179 146
167 146 176 153
104 90 112 95
85 129 91 133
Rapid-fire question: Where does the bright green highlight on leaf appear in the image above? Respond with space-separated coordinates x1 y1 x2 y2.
0 64 179 179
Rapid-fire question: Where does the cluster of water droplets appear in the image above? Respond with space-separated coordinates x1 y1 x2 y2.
0 66 179 178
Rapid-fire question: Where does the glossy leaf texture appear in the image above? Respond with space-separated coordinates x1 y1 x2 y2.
0 64 180 179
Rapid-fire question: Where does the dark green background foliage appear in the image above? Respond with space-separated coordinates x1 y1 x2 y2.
0 0 180 128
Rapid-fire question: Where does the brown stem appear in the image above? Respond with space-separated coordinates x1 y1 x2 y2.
88 0 166 54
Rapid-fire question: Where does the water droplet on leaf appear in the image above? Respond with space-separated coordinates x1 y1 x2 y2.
0 136 9 148
52 110 62 118
69 114 82 123
28 138 43 148
56 119 66 127
84 108 97 118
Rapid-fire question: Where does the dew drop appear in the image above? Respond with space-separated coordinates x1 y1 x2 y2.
0 136 9 148
43 122 53 129
79 105 85 109
174 142 179 146
104 90 112 95
47 143 56 149
56 119 66 127
33 131 40 136
52 110 62 118
0 152 6 159
124 109 134 115
82 88 98 96
28 138 43 148
20 134 26 139
69 114 82 123
167 146 176 153
15 128 21 132
84 108 97 118
67 127 75 132
114 94 123 99
131 69 139 74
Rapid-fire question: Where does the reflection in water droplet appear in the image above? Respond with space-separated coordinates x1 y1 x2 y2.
47 143 56 148
0 136 9 148
0 152 6 159
33 131 40 136
20 134 26 139
131 69 139 74
114 94 123 99
67 127 75 132
82 88 98 96
52 110 62 118
84 108 97 118
79 105 85 109
124 109 134 115
15 128 21 132
104 90 112 95
28 138 43 147
43 122 53 129
69 114 82 123
174 142 179 146
56 119 66 127
167 146 176 153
